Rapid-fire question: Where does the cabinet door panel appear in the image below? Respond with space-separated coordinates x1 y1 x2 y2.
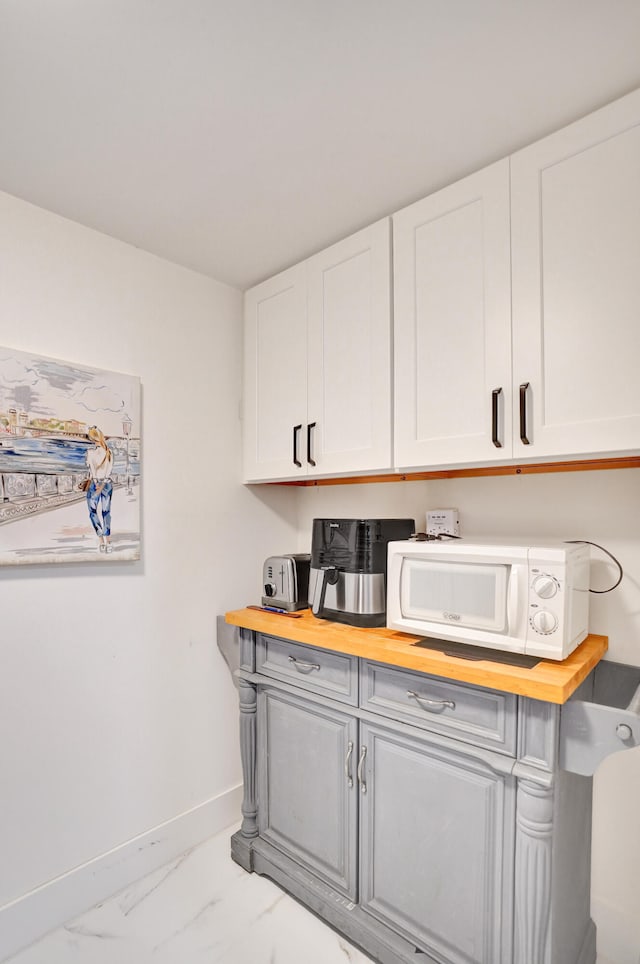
360 722 514 964
258 687 358 899
243 264 308 481
394 160 512 469
511 88 640 458
307 219 392 474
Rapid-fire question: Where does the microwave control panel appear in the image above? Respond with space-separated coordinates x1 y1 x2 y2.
527 544 590 649
529 567 563 635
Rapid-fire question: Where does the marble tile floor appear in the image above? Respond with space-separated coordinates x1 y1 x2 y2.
6 824 613 964
6 824 374 964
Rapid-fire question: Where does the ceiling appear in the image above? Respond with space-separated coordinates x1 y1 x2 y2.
2 1 640 291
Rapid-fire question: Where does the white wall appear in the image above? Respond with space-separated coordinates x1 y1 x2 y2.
0 191 297 960
298 470 640 964
2 187 638 962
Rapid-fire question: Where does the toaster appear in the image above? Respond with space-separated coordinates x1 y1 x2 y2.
262 554 311 611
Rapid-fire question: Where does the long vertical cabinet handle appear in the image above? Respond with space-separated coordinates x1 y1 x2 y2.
357 745 367 794
306 422 316 466
491 388 503 448
292 424 302 467
519 383 531 445
344 740 354 789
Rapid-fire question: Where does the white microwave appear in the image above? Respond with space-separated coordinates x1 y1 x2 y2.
386 539 590 660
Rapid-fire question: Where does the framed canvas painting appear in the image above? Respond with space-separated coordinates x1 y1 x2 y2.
0 346 141 565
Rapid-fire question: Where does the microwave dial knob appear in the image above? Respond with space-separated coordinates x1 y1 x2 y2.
531 609 558 635
532 574 559 599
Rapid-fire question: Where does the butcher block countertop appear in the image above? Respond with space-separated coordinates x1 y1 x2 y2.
225 607 608 705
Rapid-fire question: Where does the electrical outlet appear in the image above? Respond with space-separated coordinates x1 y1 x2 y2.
426 508 460 537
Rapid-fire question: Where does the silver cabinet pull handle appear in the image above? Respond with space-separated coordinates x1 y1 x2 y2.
357 745 367 794
345 740 354 788
407 690 456 712
288 655 320 674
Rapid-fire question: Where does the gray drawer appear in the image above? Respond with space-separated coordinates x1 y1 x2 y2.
360 661 517 755
256 634 358 705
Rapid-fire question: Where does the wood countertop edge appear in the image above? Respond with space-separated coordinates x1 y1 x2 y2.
225 609 608 705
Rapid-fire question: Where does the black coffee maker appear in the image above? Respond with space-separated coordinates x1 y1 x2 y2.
309 518 415 627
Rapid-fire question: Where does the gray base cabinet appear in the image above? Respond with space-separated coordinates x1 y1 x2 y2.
231 629 598 964
257 686 358 899
359 721 515 964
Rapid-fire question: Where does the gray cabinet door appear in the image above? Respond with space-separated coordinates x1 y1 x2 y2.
258 685 358 899
359 721 515 964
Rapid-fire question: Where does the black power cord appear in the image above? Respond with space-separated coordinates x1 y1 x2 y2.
410 532 462 542
409 535 623 591
565 540 624 593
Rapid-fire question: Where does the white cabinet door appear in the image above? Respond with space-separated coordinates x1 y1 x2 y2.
307 219 392 475
511 88 640 459
393 159 512 469
244 220 392 482
243 264 308 481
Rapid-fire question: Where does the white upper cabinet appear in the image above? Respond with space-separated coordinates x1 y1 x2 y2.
306 220 392 476
243 264 308 481
243 219 392 482
393 160 512 469
395 88 640 472
511 88 640 460
245 88 640 483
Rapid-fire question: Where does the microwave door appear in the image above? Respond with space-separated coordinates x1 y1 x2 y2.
400 559 508 633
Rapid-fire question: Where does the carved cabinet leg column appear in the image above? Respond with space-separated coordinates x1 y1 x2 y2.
231 676 258 872
239 677 258 838
514 777 554 964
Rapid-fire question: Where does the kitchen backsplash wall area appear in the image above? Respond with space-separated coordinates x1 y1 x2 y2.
296 469 640 664
296 466 640 964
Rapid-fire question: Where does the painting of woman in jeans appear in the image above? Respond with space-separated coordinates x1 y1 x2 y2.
86 426 114 553
0 345 141 566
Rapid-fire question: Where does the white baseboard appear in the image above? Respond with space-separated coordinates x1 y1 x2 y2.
0 784 242 963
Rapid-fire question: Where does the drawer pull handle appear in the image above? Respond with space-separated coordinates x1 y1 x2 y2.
407 690 456 712
345 740 354 788
288 655 321 674
357 745 367 794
